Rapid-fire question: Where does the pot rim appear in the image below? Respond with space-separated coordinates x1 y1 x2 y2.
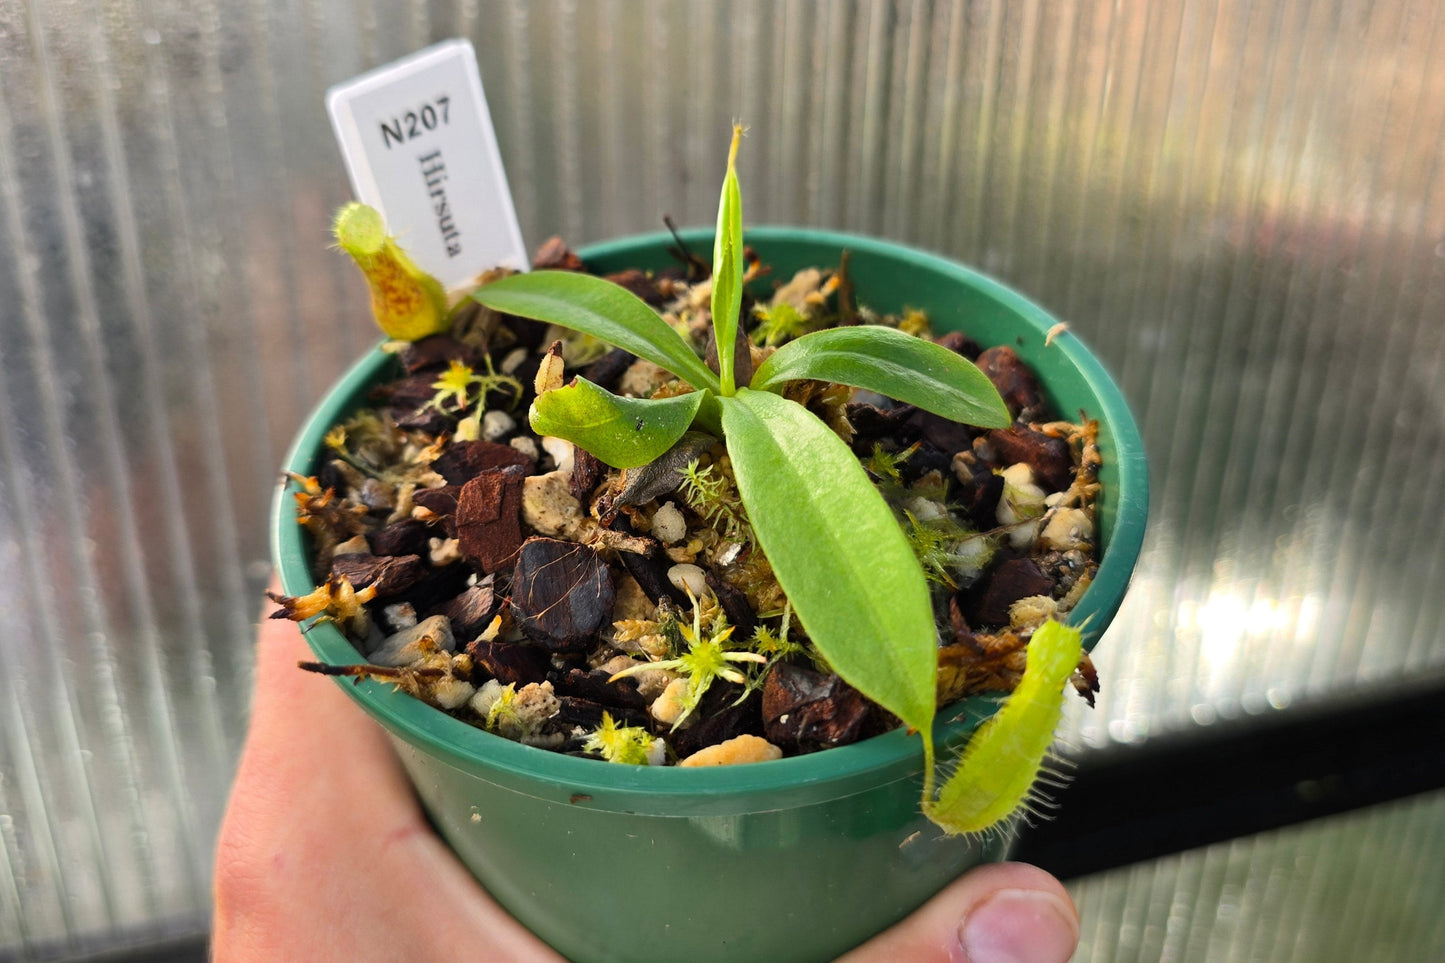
271 226 1148 811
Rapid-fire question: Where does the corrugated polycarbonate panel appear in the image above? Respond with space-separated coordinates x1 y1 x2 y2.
1 0 1443 957
1069 790 1445 963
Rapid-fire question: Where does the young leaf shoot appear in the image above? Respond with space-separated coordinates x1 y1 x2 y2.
712 124 746 395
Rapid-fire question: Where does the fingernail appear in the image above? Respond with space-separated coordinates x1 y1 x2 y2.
958 889 1078 963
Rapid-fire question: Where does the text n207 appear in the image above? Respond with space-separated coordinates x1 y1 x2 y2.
379 96 451 148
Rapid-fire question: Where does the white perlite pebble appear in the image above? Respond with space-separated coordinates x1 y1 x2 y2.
617 359 671 398
650 678 692 727
651 501 687 544
1008 594 1058 630
333 535 371 556
903 496 947 524
667 563 709 598
599 654 639 676
382 602 419 632
470 679 506 718
1039 507 1094 552
522 470 593 541
540 436 574 475
600 655 674 699
499 347 530 375
715 541 744 567
429 537 462 566
997 463 1047 550
481 410 516 441
947 534 995 585
469 680 561 740
369 615 455 667
511 682 561 729
509 436 539 460
429 676 477 710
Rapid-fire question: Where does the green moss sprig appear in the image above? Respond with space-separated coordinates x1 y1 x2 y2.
583 713 662 765
609 591 766 730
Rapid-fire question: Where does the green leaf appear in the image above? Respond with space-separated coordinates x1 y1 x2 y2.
711 126 745 395
530 378 705 469
474 271 720 393
719 388 938 736
692 390 724 439
750 326 1012 428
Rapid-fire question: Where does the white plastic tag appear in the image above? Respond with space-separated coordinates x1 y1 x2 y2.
326 39 528 289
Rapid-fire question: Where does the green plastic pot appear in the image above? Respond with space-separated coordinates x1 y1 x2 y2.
272 228 1148 963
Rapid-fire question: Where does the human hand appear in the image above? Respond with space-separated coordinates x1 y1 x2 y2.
214 585 1079 962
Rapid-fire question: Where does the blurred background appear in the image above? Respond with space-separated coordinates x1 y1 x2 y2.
2 0 1444 959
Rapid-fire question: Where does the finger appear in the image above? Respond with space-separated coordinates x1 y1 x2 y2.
837 861 1078 963
240 585 415 808
214 581 564 962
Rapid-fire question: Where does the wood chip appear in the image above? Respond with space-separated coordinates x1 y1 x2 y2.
411 485 462 535
613 530 688 606
976 346 1046 423
604 268 667 305
568 446 605 503
510 537 615 652
581 348 636 392
982 427 1074 493
456 466 527 574
964 557 1057 627
435 580 496 640
330 552 426 598
532 236 584 271
934 329 982 359
762 662 873 754
367 518 434 557
552 667 650 711
398 335 485 374
434 440 535 486
465 638 551 686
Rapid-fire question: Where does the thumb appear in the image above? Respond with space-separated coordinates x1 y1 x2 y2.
837 861 1079 963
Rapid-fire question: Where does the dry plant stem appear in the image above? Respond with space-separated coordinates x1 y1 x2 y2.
297 661 445 681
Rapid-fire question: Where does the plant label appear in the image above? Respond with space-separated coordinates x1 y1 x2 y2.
327 39 527 288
